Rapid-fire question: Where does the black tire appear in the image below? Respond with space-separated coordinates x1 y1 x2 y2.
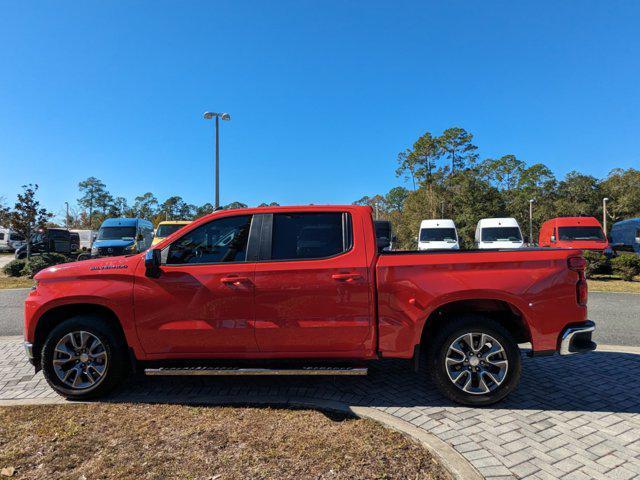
41 316 129 400
426 315 521 406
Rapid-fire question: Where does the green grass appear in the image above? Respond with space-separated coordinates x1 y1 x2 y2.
0 276 34 289
588 275 640 294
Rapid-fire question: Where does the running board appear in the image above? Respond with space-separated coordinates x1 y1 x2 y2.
144 366 368 376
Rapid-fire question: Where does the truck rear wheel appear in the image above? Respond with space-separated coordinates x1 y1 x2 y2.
426 315 521 406
41 316 129 400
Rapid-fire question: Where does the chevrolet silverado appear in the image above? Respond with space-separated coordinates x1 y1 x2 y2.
24 205 596 405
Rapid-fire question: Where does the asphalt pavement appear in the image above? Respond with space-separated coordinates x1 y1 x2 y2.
0 288 638 345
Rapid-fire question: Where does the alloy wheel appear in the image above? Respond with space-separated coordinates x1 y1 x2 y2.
52 331 109 390
445 332 508 395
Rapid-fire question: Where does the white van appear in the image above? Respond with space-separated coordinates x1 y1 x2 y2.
475 218 524 249
70 229 95 251
0 228 26 252
418 219 460 250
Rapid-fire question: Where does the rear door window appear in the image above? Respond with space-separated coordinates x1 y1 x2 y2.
271 212 350 260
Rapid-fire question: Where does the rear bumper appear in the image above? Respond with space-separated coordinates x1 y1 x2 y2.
559 321 596 355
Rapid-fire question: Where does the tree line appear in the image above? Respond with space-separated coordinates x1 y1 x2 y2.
68 176 279 230
354 127 640 249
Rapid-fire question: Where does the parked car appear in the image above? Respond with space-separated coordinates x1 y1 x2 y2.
374 220 396 251
475 218 524 249
15 228 73 259
25 205 595 406
152 221 191 246
539 217 611 255
70 229 95 251
91 218 154 258
0 228 26 252
610 218 640 254
418 219 459 250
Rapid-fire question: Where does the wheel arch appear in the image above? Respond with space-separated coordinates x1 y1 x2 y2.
418 298 532 350
33 303 127 364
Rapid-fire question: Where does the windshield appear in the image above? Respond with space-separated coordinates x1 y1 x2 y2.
558 226 605 241
420 228 457 242
97 226 136 240
156 224 186 238
482 227 522 242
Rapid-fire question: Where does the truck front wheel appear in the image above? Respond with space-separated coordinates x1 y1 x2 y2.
41 316 129 400
426 315 521 406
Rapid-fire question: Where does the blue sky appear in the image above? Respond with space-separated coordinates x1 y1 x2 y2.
1 1 639 219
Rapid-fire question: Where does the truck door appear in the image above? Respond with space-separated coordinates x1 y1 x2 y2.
253 211 373 355
133 214 259 354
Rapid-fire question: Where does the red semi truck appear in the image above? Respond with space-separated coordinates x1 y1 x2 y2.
24 205 596 405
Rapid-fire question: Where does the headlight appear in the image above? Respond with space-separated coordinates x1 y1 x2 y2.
91 246 98 255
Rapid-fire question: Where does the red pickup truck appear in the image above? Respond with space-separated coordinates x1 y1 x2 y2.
24 205 596 405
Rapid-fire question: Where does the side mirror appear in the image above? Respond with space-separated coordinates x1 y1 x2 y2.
550 235 556 243
137 233 144 242
145 249 162 278
392 235 398 243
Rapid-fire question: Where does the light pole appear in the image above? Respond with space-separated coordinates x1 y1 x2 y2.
203 111 231 209
529 199 535 246
65 202 69 229
603 197 609 235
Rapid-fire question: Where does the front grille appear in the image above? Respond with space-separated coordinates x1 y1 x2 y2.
97 246 125 256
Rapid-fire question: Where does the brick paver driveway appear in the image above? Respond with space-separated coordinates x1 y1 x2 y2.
1 336 639 480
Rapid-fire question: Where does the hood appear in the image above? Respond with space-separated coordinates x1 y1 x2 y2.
92 239 135 248
34 254 141 281
479 240 524 249
419 241 459 250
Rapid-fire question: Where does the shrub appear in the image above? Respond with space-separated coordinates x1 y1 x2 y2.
20 253 69 278
611 253 640 281
3 259 28 277
582 250 610 279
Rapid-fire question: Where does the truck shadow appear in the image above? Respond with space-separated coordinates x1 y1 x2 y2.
108 350 640 415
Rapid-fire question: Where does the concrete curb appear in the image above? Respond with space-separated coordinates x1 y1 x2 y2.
596 343 640 354
0 394 482 480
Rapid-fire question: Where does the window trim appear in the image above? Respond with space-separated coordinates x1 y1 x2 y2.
258 211 353 263
161 214 256 267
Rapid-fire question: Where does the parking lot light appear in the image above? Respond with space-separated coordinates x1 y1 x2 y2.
203 112 232 209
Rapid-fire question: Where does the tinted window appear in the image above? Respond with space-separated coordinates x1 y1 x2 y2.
98 227 136 240
156 224 187 237
420 228 457 242
374 221 391 239
481 227 522 242
271 212 347 260
48 230 69 239
558 226 605 241
167 215 252 264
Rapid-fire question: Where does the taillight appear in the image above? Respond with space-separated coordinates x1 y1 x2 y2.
568 256 588 306
567 256 586 271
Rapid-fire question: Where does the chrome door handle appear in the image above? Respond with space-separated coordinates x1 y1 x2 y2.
220 276 250 285
331 273 362 282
